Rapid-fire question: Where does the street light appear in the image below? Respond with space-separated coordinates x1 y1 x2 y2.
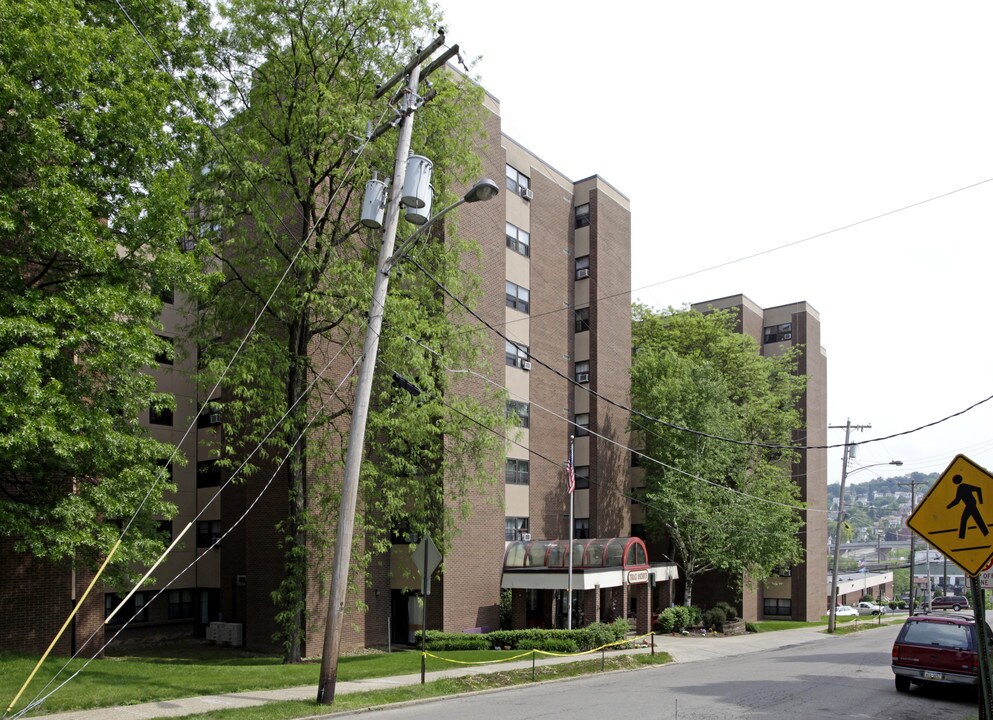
828 458 903 633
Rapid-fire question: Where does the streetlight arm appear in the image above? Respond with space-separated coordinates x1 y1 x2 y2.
387 179 499 271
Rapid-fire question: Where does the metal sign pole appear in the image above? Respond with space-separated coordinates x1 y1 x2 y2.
972 578 993 720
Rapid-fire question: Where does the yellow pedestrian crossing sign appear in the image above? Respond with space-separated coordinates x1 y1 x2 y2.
908 454 993 576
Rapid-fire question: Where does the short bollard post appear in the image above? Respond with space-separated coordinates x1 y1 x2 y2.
601 647 605 671
532 650 535 681
651 632 655 657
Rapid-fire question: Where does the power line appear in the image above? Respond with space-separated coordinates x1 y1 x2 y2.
405 254 993 454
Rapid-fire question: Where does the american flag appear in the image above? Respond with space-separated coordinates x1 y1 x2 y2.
566 449 575 495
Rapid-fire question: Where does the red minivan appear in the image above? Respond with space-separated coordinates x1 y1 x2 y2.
892 613 988 692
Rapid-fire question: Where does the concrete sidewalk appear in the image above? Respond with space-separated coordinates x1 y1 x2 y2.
26 626 846 720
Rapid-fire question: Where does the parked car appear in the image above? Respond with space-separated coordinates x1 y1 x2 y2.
834 605 858 617
857 601 887 616
892 613 991 692
931 595 970 611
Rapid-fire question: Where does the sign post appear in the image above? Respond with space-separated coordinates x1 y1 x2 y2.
412 537 442 685
907 454 993 720
971 577 993 720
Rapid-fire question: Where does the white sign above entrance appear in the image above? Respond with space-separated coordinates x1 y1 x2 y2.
627 570 648 584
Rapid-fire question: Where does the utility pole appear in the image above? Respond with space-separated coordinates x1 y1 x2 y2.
899 476 928 610
316 32 458 706
828 420 871 633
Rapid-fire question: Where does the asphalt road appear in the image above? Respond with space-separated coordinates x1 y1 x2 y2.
341 623 978 720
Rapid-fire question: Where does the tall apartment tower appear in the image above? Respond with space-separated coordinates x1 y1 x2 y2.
690 294 828 622
366 90 637 647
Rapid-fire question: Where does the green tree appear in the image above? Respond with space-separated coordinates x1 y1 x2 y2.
199 0 504 661
0 0 214 583
630 305 806 606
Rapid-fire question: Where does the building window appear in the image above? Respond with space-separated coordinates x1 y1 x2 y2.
574 203 590 229
167 589 194 620
763 322 793 343
631 523 647 540
574 360 590 384
506 164 531 197
507 400 530 429
105 592 148 624
574 307 590 333
155 335 174 365
575 255 590 280
506 458 530 485
574 518 590 539
505 340 529 369
763 598 792 617
574 413 589 437
505 223 530 257
574 465 590 490
160 288 175 305
505 281 530 314
150 403 173 427
197 460 222 488
158 519 173 543
505 516 529 541
631 451 642 468
197 520 221 548
197 405 223 429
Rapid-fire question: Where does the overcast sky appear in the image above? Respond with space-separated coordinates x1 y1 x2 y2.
436 0 993 486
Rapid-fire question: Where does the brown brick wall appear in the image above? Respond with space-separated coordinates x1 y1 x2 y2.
589 188 632 537
0 537 105 656
438 104 506 636
529 167 574 538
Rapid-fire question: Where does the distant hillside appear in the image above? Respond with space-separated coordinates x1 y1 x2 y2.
828 471 938 500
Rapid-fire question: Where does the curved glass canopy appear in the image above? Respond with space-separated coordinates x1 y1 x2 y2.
503 537 649 570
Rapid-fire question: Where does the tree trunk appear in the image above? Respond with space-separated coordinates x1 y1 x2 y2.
281 317 309 663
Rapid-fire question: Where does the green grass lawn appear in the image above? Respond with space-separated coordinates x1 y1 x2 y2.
3 615 900 718
1 644 538 715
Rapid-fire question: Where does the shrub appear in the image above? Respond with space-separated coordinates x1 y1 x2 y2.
418 630 489 651
745 622 759 633
576 619 629 649
714 601 738 620
687 605 702 627
671 605 691 631
499 589 513 630
518 637 578 653
657 606 693 633
702 607 727 631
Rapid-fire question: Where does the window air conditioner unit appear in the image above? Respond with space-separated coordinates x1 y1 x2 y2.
576 268 590 279
576 372 589 384
521 532 531 542
520 186 533 201
236 574 247 586
521 360 532 371
209 412 222 425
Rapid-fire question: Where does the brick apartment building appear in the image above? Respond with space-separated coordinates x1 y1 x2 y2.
1 83 679 657
686 294 829 622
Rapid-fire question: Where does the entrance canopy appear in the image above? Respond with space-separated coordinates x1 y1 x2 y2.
504 536 648 570
501 537 678 591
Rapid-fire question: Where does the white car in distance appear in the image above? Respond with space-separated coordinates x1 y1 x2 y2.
857 601 887 616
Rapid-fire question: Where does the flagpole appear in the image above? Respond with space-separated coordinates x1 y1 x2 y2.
567 435 575 630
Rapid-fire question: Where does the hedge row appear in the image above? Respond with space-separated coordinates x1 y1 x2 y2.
416 619 631 652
